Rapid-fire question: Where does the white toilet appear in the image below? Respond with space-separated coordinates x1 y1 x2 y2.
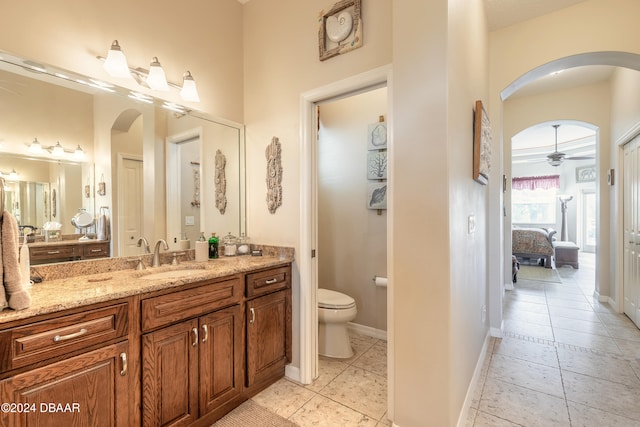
318 288 357 358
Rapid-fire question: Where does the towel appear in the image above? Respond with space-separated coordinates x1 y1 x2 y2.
96 214 108 241
2 210 31 310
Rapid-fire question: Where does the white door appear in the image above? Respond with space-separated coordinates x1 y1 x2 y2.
119 157 144 256
623 137 639 326
580 190 596 253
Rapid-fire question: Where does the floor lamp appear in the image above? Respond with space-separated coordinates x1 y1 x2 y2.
559 195 573 241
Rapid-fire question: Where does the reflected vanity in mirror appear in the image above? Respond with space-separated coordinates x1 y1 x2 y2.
0 50 245 264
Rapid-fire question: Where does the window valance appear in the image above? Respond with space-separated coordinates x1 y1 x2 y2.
512 175 559 191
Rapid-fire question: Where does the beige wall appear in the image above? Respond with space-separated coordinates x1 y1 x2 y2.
318 88 388 332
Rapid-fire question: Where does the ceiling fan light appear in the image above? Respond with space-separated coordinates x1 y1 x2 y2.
547 157 562 167
146 57 169 91
180 71 200 102
103 40 132 79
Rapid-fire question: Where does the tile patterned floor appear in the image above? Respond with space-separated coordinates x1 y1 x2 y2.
468 253 640 426
250 334 391 426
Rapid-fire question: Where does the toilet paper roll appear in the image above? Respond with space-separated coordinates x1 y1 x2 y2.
374 276 387 287
195 241 208 262
180 239 191 250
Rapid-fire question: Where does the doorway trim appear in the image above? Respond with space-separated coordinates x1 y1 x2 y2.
299 63 393 410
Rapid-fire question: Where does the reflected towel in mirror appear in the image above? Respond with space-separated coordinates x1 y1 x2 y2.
1 210 31 310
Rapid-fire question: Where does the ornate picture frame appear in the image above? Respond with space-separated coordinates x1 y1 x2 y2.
473 100 492 185
576 165 596 183
318 0 363 61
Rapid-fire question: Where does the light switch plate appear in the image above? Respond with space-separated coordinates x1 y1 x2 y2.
185 216 195 226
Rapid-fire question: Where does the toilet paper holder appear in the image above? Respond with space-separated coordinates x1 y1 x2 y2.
372 276 387 287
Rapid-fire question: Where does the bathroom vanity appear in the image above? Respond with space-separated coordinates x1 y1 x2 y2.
0 251 292 427
28 240 111 265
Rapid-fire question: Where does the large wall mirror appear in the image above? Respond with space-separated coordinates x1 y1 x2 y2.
0 50 245 261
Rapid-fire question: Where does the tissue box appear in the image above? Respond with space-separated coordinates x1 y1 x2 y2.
45 230 62 242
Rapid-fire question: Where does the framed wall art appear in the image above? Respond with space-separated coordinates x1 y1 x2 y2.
473 100 492 185
576 165 596 183
318 0 363 61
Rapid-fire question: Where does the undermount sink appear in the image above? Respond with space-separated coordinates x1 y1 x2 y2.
141 269 205 280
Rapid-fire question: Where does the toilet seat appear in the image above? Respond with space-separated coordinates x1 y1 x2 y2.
318 288 356 310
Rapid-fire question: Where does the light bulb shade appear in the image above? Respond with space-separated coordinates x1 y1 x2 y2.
103 40 132 79
52 142 64 157
146 57 169 91
74 145 86 160
9 169 18 180
29 138 43 154
180 71 200 102
547 158 562 167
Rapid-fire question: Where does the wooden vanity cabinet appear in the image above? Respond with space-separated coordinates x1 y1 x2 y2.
141 277 244 427
245 265 292 395
29 241 110 265
0 300 133 427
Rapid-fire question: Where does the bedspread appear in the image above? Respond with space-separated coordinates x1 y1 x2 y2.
512 227 556 268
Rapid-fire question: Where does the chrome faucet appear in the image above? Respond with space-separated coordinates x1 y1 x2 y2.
137 237 151 254
152 239 169 267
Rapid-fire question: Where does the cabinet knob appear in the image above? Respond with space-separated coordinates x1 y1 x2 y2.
120 352 128 376
191 328 198 347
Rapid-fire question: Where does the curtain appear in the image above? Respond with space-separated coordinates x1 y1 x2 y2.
512 175 559 191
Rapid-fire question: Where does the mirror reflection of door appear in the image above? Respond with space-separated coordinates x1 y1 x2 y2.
112 111 143 256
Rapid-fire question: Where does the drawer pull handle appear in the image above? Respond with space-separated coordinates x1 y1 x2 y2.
120 352 127 376
202 325 208 343
265 278 278 284
250 308 255 324
47 250 61 255
53 328 88 342
90 249 103 253
191 328 198 347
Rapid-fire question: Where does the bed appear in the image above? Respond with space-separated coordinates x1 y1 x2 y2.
512 227 556 268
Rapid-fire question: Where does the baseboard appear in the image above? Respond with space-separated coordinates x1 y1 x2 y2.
456 331 492 427
490 320 504 338
285 364 301 383
348 322 387 341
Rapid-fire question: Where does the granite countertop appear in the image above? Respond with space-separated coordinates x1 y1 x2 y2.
0 252 294 325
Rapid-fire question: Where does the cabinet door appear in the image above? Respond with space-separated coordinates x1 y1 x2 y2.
0 341 130 427
199 305 243 415
142 320 199 427
246 290 287 388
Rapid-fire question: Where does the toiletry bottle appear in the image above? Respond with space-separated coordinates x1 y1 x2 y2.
199 232 206 241
209 233 219 259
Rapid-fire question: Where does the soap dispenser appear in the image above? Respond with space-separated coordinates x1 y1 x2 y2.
208 233 219 259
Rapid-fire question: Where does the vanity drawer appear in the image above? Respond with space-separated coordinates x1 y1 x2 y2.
246 265 291 298
141 277 243 331
83 242 110 258
29 244 79 264
4 303 128 371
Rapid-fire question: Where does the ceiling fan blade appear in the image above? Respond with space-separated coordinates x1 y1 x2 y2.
565 155 594 160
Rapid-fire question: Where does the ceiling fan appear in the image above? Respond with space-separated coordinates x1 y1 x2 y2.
546 124 594 166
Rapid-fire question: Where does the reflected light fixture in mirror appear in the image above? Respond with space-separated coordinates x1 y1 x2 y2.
28 138 87 162
99 40 200 102
0 169 19 180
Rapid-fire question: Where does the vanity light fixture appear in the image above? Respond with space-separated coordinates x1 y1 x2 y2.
29 138 43 154
98 41 200 102
146 57 170 91
51 142 65 157
103 40 132 79
180 71 200 102
74 145 86 160
0 169 19 180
